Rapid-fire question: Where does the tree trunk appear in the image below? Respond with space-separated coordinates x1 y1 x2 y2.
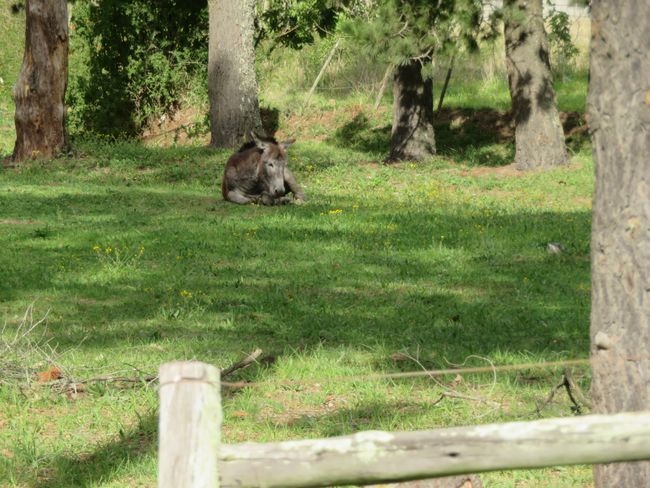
504 0 567 170
208 0 262 148
387 60 435 162
12 0 68 162
588 2 650 486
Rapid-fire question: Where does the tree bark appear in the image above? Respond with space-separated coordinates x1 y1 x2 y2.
387 60 435 162
12 0 68 162
208 0 262 148
504 0 567 170
588 1 650 486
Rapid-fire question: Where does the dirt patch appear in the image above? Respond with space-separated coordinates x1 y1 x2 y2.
561 111 589 139
571 196 592 207
280 103 389 141
0 219 45 225
458 163 522 178
436 107 514 142
141 106 209 147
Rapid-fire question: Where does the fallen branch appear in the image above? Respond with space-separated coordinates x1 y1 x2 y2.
398 351 501 411
0 303 57 385
535 368 591 416
33 348 264 392
563 367 592 410
222 348 263 377
438 390 501 407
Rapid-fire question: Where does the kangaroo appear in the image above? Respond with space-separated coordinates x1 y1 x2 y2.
221 133 305 205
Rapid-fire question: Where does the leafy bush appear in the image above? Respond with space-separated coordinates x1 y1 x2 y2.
545 8 579 78
67 0 208 138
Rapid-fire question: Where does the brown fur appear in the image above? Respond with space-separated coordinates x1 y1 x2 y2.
221 134 304 205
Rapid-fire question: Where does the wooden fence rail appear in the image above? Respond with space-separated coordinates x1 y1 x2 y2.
158 361 650 488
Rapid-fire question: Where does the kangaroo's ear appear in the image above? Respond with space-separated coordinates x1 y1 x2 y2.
280 138 296 149
251 132 271 150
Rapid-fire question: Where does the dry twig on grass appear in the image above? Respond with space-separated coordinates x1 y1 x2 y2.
37 348 265 393
1 307 263 393
396 350 501 411
0 303 62 385
535 368 592 416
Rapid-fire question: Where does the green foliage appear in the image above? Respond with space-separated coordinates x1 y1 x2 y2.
255 0 375 51
0 4 25 155
341 0 498 75
255 0 338 50
66 0 208 138
545 6 580 77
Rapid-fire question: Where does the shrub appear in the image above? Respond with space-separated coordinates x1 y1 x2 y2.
67 0 208 138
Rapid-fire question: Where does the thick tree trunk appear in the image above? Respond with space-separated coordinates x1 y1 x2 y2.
588 2 650 486
12 0 68 162
504 0 567 170
387 60 435 162
208 0 262 148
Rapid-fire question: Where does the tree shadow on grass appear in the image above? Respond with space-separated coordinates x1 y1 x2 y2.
327 108 517 166
0 184 592 360
327 107 588 167
434 108 514 167
434 108 589 166
33 412 157 488
0 166 593 486
330 113 391 155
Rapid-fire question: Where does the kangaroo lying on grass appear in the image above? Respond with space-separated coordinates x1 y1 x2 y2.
221 133 305 205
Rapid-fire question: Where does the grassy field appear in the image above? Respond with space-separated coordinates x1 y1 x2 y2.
0 7 596 487
1 96 593 487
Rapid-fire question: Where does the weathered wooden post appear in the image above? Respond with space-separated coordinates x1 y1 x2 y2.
159 361 221 488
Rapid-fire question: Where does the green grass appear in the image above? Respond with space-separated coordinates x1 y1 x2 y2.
437 69 588 114
0 124 594 486
0 11 594 485
0 4 25 155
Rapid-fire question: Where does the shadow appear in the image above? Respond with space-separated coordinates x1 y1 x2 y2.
434 108 515 166
1 145 592 484
332 113 390 154
260 106 280 136
328 106 513 167
560 111 590 153
34 411 157 488
436 107 588 166
0 182 591 358
327 104 587 168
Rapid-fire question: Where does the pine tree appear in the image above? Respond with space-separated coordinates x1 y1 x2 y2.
344 0 495 162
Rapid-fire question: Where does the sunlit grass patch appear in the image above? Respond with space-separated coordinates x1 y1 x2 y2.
0 70 593 487
1 151 593 486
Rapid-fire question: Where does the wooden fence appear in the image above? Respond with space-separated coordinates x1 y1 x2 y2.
158 361 650 488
